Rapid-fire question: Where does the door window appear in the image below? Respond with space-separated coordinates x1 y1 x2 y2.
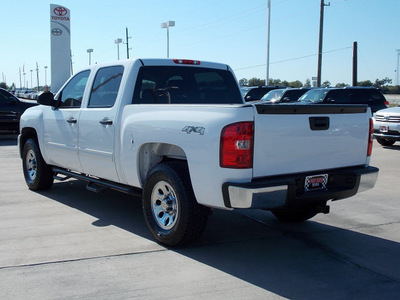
88 66 124 108
58 70 90 108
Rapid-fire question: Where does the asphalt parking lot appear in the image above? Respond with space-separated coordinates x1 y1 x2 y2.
1 134 399 299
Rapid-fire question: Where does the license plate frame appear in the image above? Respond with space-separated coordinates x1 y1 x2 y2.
305 174 328 192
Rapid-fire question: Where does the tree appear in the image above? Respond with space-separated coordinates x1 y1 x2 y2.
374 77 392 88
358 80 373 87
304 79 311 88
321 81 331 88
238 78 248 86
0 82 8 89
335 83 348 87
289 80 303 88
248 78 265 86
268 78 282 86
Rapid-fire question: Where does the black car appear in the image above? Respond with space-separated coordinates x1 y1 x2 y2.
0 88 37 133
298 87 389 113
261 87 311 103
243 85 287 102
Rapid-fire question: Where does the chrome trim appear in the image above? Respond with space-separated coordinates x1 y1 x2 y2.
357 170 379 193
228 185 288 209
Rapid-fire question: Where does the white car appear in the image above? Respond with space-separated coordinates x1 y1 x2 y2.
373 105 400 146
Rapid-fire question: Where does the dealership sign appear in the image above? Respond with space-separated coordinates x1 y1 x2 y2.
50 4 71 92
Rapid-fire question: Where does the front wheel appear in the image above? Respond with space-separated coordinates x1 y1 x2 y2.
142 161 209 247
376 137 395 146
22 138 54 190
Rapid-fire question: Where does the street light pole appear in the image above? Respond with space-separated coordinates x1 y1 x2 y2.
161 21 175 58
317 0 330 87
44 66 48 87
115 38 123 60
87 49 93 65
396 49 400 86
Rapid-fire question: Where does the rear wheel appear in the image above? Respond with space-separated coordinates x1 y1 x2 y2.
142 161 209 247
22 138 54 190
271 205 319 222
376 137 395 146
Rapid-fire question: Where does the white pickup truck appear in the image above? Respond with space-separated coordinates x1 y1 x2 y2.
19 58 379 246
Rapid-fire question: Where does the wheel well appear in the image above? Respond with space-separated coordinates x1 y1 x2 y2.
19 127 38 158
138 143 187 186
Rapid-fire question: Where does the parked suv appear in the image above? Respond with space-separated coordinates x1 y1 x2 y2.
298 87 389 113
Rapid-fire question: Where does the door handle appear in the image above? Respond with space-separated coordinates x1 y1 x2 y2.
66 117 77 124
99 118 113 126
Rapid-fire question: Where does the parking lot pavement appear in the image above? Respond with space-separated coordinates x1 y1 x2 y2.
1 134 400 299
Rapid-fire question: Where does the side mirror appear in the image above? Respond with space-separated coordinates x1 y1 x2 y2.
37 92 57 107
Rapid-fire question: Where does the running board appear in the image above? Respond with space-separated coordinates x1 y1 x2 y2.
52 167 142 197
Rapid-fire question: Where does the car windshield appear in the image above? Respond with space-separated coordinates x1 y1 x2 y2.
261 89 285 101
298 89 329 103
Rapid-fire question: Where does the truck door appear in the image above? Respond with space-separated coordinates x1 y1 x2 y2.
78 66 124 182
42 70 90 172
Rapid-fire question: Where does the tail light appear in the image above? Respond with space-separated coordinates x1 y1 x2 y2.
384 100 389 107
173 59 200 65
220 122 254 168
367 118 373 156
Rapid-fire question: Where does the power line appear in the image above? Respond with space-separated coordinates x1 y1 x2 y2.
234 46 352 71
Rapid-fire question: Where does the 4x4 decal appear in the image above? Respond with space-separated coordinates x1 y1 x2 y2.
182 126 205 135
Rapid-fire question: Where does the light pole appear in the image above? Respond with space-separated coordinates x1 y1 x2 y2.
396 49 400 86
317 0 330 87
115 39 123 60
30 70 33 89
161 21 175 58
44 66 48 86
87 48 93 65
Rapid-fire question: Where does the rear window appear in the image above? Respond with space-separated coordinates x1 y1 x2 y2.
132 66 242 104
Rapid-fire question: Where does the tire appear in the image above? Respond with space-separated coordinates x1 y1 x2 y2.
22 138 54 191
271 205 319 223
142 161 209 247
376 137 395 147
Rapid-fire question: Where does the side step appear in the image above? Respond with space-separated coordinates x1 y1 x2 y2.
53 167 142 197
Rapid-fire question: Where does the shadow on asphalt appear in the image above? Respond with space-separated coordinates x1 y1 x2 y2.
37 179 400 299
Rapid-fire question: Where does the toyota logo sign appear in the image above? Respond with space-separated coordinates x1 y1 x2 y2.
51 28 63 36
54 6 67 16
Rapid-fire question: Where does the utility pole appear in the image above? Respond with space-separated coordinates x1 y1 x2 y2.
266 0 271 86
352 41 358 86
317 0 330 87
125 27 132 59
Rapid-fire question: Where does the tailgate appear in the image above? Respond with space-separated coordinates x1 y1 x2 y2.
252 104 370 178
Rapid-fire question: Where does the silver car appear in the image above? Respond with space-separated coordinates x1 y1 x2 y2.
373 106 400 146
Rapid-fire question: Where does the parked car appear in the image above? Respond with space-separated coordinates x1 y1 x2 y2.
261 88 311 103
0 88 38 133
373 105 400 146
243 85 287 102
298 87 389 113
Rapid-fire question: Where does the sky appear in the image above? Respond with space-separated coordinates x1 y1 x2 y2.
1 0 399 89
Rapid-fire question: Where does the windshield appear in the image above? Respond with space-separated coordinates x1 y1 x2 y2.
261 89 285 101
298 89 329 103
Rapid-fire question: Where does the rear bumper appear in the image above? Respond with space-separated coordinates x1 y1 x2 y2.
222 166 379 209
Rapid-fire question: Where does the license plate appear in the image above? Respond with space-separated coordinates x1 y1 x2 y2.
305 174 328 192
380 126 388 133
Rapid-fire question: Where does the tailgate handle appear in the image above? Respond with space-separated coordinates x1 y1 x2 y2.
309 117 330 131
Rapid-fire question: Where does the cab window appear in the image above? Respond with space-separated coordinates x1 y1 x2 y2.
88 66 124 108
